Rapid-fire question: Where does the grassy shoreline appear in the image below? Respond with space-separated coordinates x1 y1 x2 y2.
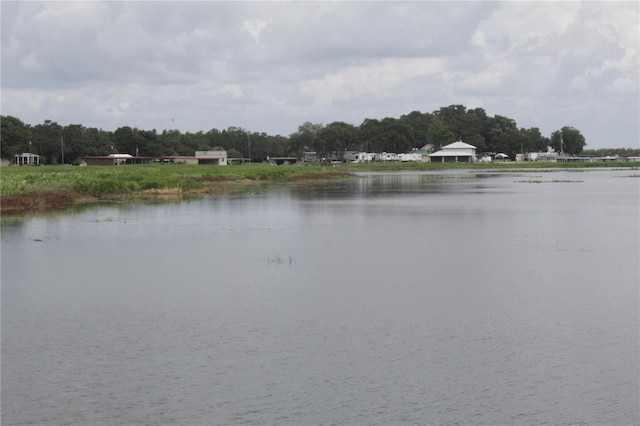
1 161 638 215
0 163 353 215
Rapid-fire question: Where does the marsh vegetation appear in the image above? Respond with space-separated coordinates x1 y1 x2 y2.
1 161 637 215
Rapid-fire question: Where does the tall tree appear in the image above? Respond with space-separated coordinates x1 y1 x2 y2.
158 129 184 155
550 126 586 155
82 127 114 156
486 115 519 156
434 104 468 140
359 118 385 152
399 111 432 149
464 107 489 151
289 122 323 155
426 116 456 149
519 127 550 153
1 115 32 160
113 126 140 155
316 121 359 157
31 120 64 164
61 124 84 164
137 129 161 157
378 117 413 153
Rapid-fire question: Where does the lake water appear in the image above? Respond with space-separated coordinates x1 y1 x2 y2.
2 168 638 425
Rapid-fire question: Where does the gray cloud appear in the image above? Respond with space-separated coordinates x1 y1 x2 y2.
1 1 637 148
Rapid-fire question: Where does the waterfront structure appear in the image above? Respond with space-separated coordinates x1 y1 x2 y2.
428 141 477 163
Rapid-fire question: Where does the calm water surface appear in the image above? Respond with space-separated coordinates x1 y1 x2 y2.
2 169 638 425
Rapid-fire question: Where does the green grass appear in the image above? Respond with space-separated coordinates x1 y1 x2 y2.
0 163 343 198
2 160 638 198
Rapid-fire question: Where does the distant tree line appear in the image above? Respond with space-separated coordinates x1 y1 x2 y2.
582 147 640 157
1 105 592 165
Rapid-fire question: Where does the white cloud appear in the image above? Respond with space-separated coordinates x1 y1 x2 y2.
300 58 445 108
241 19 269 44
18 53 44 72
212 84 244 99
1 1 637 148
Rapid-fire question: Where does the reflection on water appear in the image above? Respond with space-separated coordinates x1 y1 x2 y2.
2 169 638 425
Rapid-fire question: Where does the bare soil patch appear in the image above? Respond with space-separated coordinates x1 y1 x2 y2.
1 190 88 215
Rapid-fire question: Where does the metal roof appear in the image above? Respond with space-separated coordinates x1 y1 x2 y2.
429 149 476 157
442 141 476 149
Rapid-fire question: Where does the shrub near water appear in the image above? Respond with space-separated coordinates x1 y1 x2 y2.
71 176 119 197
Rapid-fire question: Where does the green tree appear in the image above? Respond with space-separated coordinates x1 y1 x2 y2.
179 131 211 155
519 127 550 153
82 127 114 156
486 115 519 157
137 129 161 157
431 105 490 150
113 126 139 155
227 148 243 158
359 118 386 153
583 148 640 157
262 135 289 159
31 120 64 164
464 107 489 151
377 117 413 153
217 127 251 158
289 122 323 155
550 126 586 155
427 116 456 149
399 111 432 149
316 121 359 157
1 115 32 160
158 129 184 155
434 104 467 140
61 124 85 164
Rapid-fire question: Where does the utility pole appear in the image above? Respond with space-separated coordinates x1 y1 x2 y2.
61 136 64 165
247 132 251 162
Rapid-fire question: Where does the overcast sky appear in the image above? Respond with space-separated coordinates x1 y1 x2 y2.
1 1 638 149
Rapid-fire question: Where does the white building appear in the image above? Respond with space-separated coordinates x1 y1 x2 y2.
375 152 399 162
344 151 375 163
14 152 40 165
162 151 227 165
398 152 422 162
428 141 477 163
195 151 227 165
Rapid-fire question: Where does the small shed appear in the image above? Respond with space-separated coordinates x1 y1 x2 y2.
14 152 40 166
195 151 227 165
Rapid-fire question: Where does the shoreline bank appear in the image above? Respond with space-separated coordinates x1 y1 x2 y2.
1 162 637 216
